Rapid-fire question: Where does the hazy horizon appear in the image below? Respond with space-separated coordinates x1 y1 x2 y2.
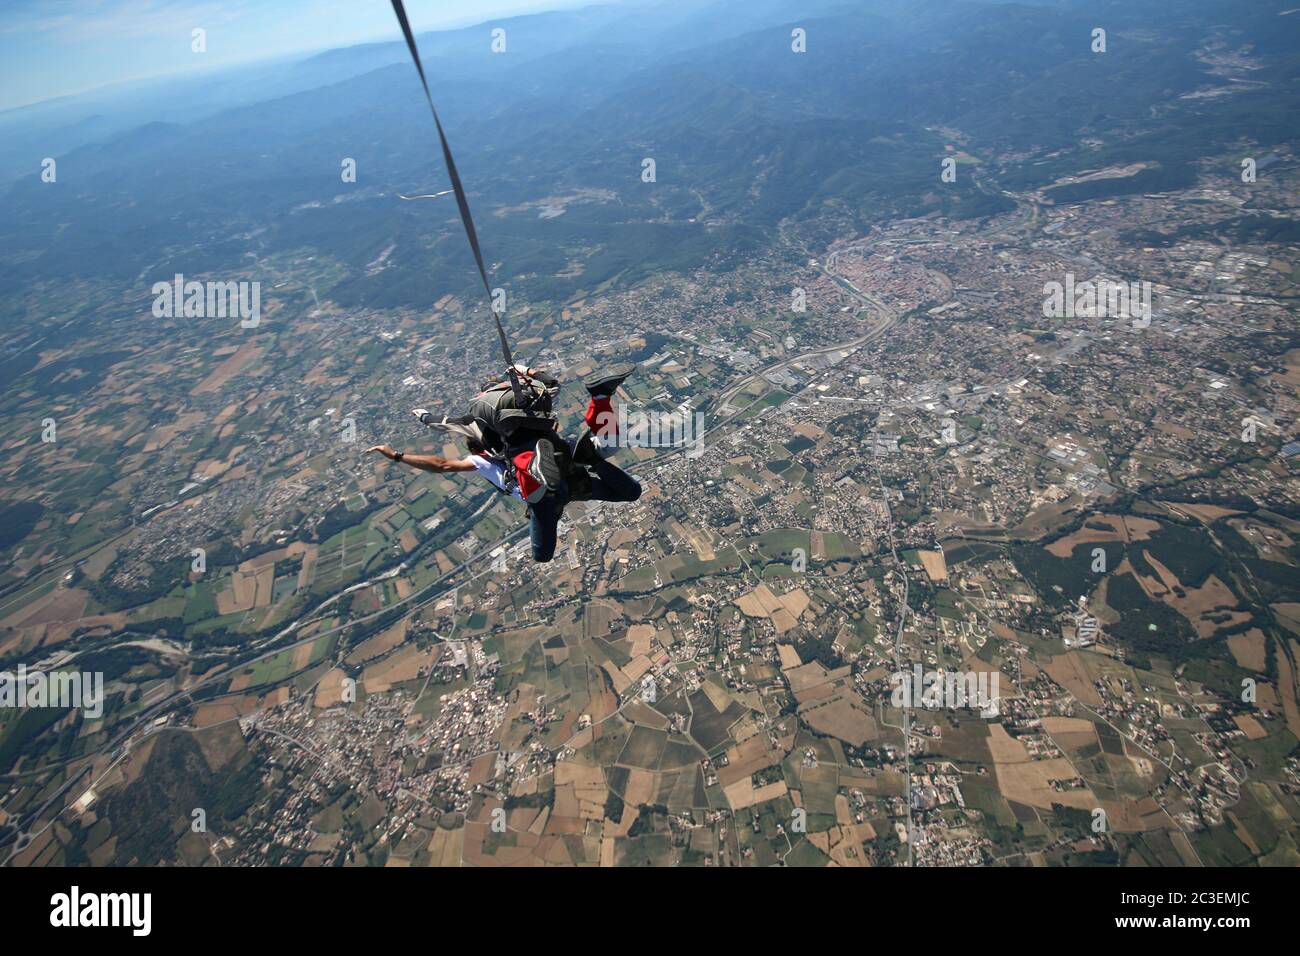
0 0 601 113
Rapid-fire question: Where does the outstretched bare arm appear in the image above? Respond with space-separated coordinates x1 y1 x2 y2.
367 445 477 473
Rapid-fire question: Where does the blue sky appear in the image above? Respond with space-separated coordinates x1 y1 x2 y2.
0 0 586 112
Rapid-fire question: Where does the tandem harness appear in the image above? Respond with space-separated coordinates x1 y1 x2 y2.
426 370 566 501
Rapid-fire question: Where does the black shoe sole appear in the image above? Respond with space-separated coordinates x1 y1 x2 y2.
533 439 563 488
583 362 635 396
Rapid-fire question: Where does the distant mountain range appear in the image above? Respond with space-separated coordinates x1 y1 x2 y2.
1 0 1296 317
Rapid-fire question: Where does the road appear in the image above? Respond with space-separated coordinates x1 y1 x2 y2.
715 238 902 415
872 462 915 866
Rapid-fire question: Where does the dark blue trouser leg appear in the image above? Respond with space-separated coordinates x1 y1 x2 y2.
586 459 641 503
528 457 639 563
529 481 568 562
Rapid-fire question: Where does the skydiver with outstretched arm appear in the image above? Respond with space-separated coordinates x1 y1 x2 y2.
368 363 640 563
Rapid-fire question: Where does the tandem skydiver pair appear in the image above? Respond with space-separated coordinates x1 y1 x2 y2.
367 362 640 562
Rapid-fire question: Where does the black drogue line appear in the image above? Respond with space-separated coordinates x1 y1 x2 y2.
389 0 527 407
